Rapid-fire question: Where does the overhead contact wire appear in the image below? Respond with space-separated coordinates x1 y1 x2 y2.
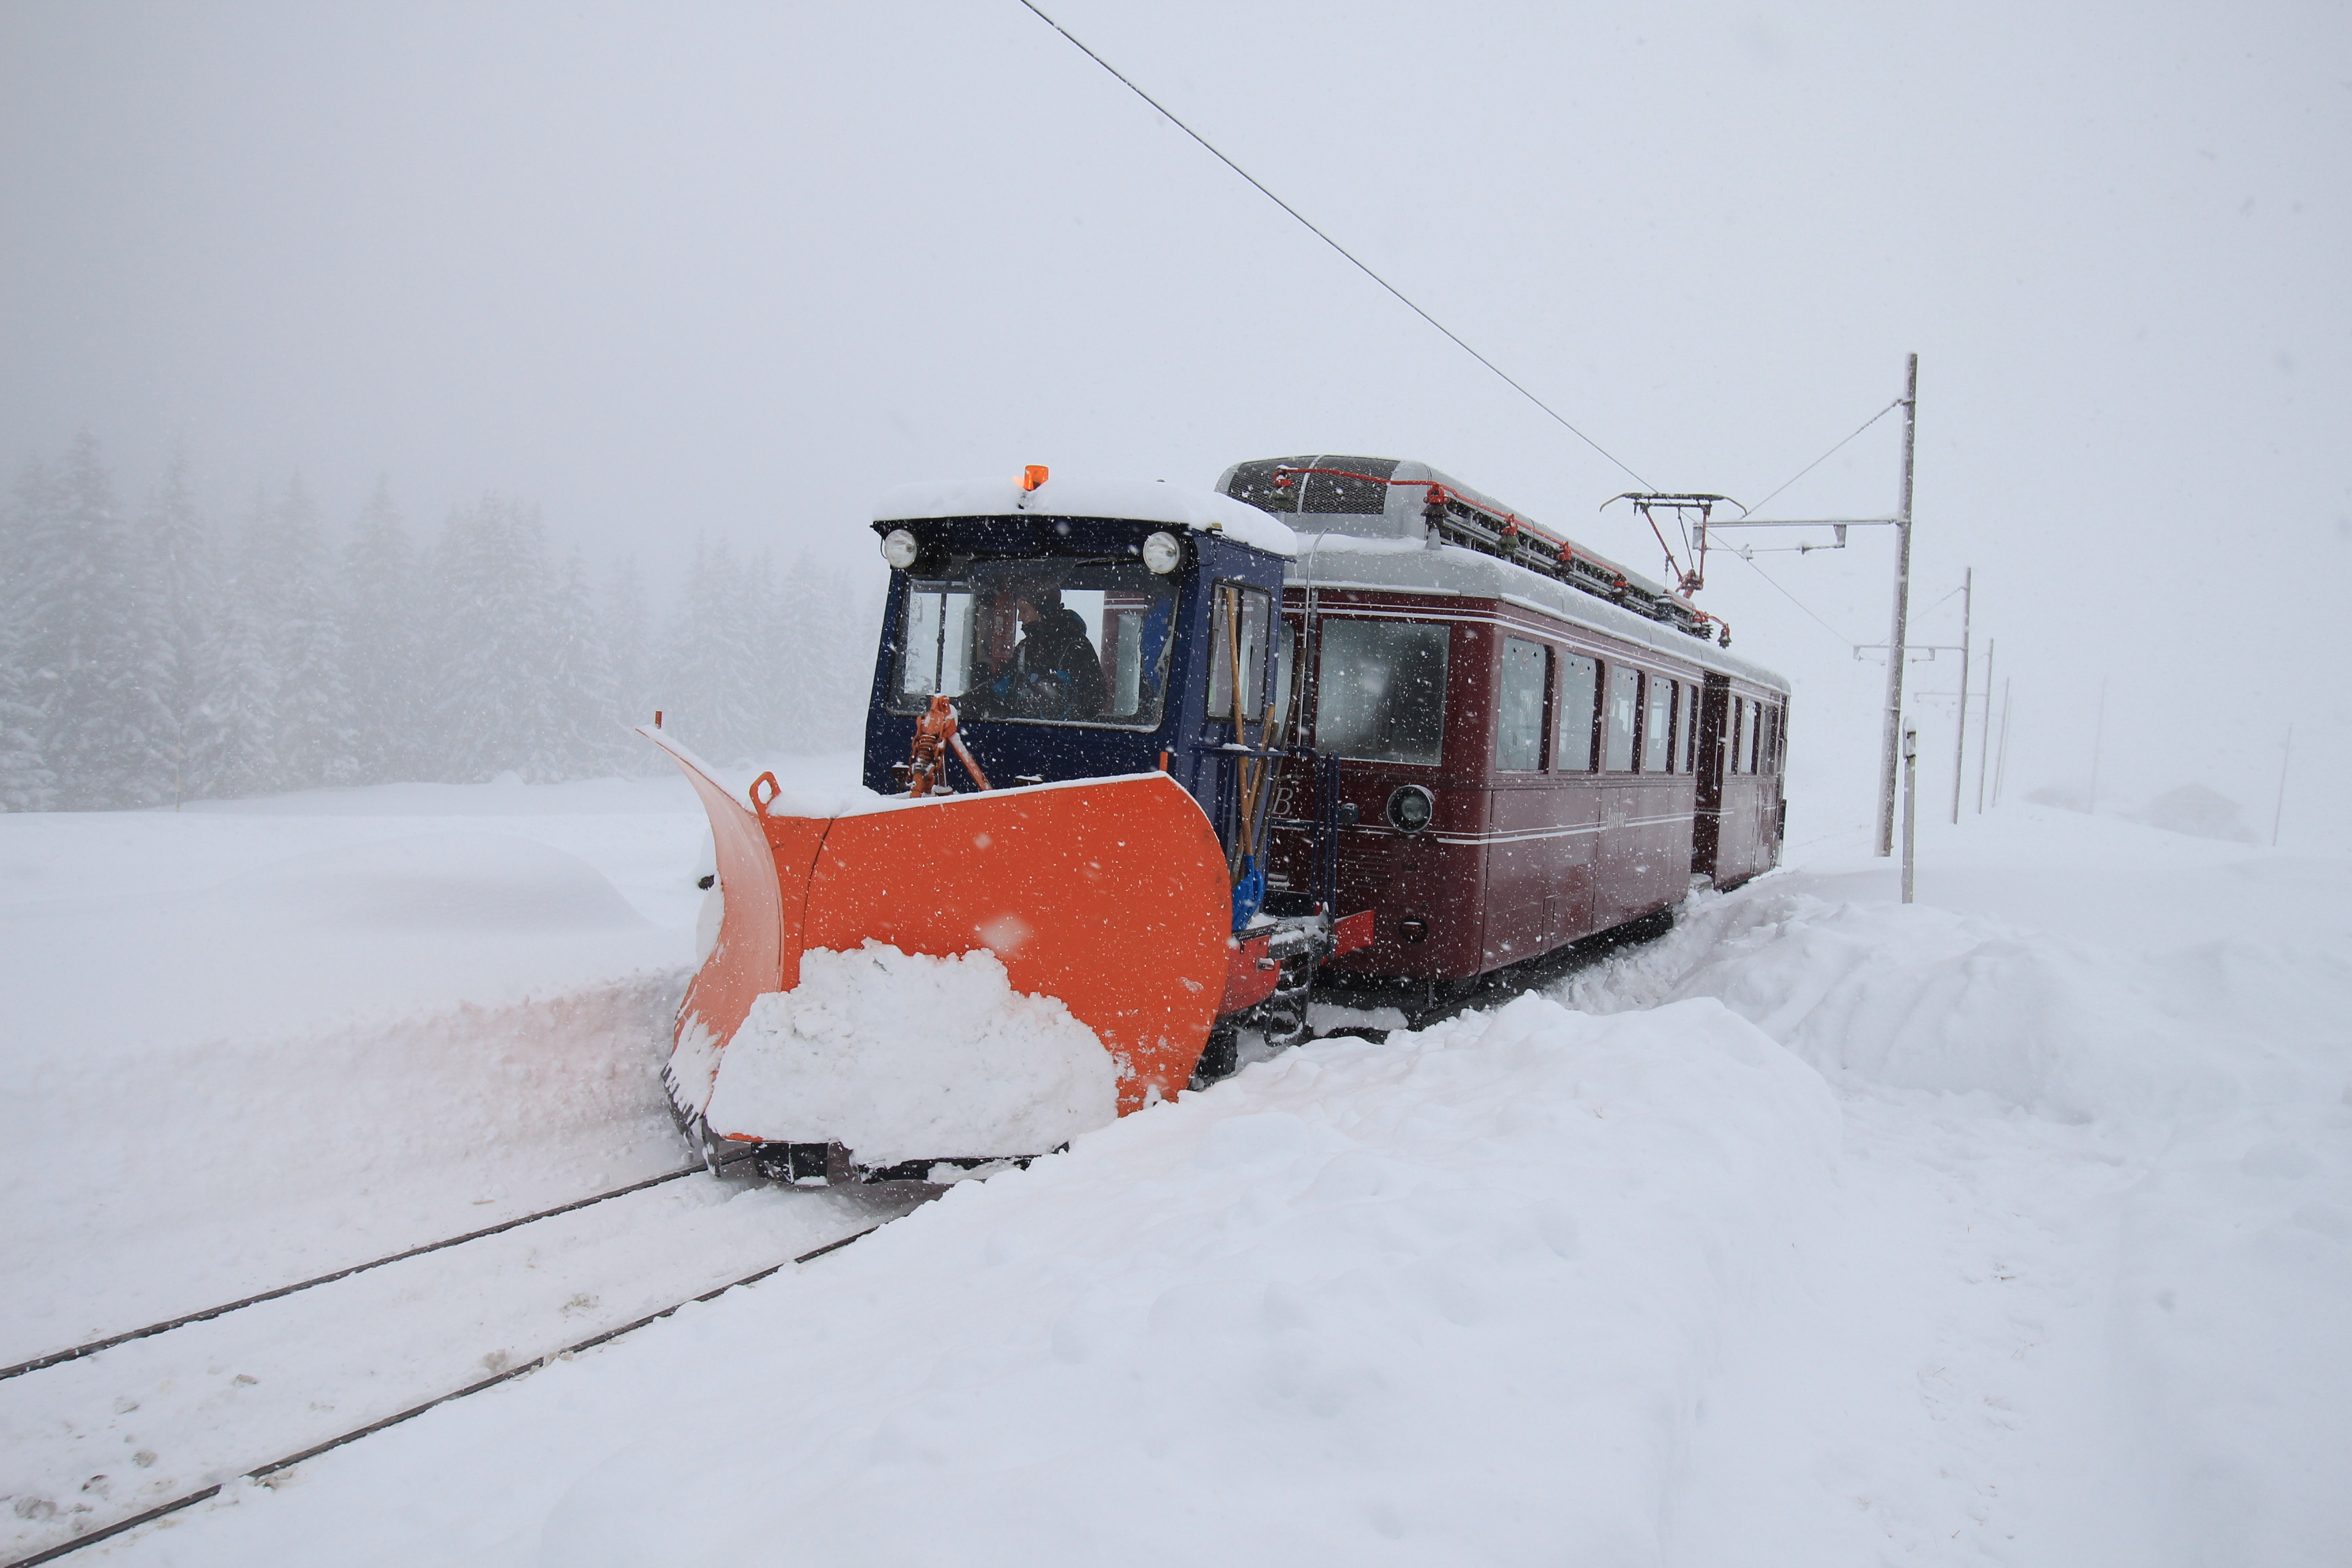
1727 549 1857 649
1743 397 1901 519
1013 0 1654 491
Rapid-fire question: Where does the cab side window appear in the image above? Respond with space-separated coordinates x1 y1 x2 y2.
1207 583 1272 723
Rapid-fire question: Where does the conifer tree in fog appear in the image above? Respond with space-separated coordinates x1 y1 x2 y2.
137 448 217 806
11 436 178 806
0 651 50 811
602 557 655 767
774 549 883 753
186 485 282 800
431 493 565 781
341 478 427 781
247 477 358 791
0 462 58 811
0 431 877 805
657 536 774 764
540 549 621 778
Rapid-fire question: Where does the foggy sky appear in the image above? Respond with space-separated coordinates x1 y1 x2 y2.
4 1 2345 843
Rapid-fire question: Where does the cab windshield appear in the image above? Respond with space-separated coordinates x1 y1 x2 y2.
892 557 1177 729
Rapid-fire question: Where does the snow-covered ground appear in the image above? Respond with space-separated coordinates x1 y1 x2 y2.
2 771 2345 1565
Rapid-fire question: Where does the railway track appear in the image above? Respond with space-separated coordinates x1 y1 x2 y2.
0 1164 911 1568
0 1156 757 1386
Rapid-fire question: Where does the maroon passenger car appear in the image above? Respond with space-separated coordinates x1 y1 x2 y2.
1218 456 1789 997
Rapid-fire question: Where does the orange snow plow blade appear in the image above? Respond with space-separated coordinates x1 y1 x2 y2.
642 726 1234 1122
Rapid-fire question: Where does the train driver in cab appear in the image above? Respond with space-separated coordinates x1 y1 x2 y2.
959 581 1107 721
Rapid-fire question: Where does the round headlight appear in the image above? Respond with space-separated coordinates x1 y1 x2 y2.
1385 785 1435 834
1141 530 1183 574
880 528 920 571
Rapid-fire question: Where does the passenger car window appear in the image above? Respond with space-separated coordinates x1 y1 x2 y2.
1644 677 1673 772
1556 652 1597 771
1605 665 1640 772
1497 638 1548 771
1314 619 1449 766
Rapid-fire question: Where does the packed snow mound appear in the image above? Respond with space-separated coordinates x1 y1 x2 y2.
701 942 1119 1164
538 992 1838 1567
2125 783 2260 843
1556 885 2350 1123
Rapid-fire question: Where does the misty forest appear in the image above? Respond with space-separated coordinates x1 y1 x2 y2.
0 432 876 811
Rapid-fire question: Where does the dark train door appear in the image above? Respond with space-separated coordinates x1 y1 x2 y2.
1690 672 1731 885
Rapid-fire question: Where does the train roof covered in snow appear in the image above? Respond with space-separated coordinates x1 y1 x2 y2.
1217 455 1789 693
874 475 1298 559
1291 532 1790 693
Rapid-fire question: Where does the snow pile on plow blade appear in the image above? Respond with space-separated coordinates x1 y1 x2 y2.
643 727 1233 1151
708 943 1119 1166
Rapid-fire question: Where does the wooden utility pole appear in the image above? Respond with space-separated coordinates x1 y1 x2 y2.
1874 354 1919 857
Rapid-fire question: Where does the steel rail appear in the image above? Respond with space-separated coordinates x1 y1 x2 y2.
0 1154 754 1384
0 1222 888 1568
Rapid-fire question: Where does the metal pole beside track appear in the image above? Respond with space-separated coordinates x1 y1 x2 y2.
1875 353 1919 857
1993 678 2012 806
1975 638 1995 815
2272 724 2293 847
1901 725 1918 904
2088 677 2108 814
1951 566 1971 825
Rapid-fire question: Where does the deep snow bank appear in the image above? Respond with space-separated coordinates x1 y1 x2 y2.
0 823 687 1053
527 994 1838 1567
0 973 690 1360
1557 851 2352 1565
1556 881 2349 1124
700 943 1117 1163
0 788 721 1358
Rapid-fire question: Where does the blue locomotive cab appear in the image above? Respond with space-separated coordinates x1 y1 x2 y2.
863 476 1297 841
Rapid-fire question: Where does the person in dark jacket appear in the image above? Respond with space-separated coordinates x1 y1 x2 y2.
961 585 1107 720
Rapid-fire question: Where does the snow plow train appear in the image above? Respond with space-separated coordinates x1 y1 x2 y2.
651 460 1790 1183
